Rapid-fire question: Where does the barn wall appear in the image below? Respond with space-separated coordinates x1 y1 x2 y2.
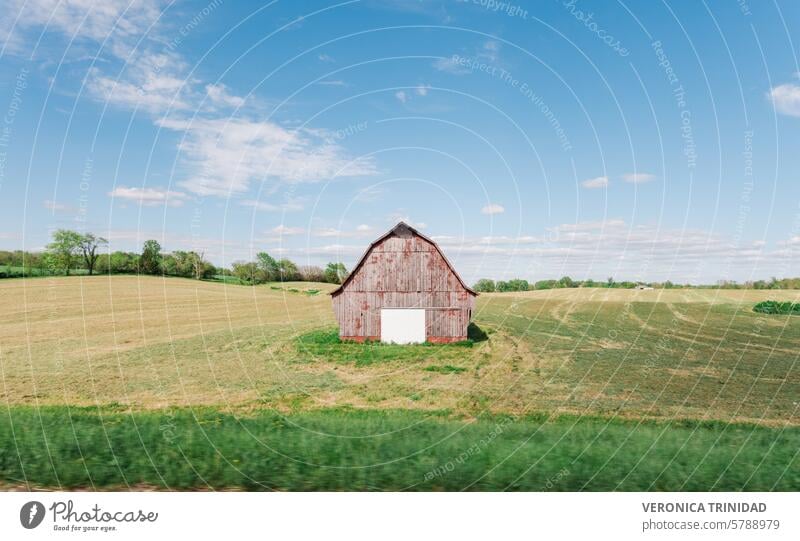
332 232 475 341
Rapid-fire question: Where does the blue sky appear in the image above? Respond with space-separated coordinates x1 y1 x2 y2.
0 0 799 283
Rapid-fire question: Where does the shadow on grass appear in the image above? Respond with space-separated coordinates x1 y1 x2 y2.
467 322 489 342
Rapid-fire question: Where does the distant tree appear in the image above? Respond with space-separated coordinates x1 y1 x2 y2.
168 251 192 277
584 278 596 288
79 233 108 276
109 251 137 274
232 261 260 285
188 251 213 280
46 229 83 275
607 276 614 287
473 279 496 292
298 265 325 282
558 276 575 288
161 254 179 276
506 279 529 292
256 252 279 282
140 240 162 275
277 258 299 281
324 262 348 284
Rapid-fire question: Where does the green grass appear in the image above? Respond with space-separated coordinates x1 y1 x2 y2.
0 266 89 278
476 292 800 421
0 407 796 491
753 300 800 315
208 274 244 285
295 329 473 367
425 365 467 374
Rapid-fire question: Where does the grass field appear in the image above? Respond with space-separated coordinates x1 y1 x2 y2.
0 276 798 490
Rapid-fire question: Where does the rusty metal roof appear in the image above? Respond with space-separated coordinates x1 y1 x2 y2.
329 222 478 296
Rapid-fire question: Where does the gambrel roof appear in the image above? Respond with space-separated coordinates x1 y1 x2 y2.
330 222 477 296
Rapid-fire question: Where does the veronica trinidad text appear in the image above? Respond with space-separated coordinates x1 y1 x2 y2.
643 502 767 513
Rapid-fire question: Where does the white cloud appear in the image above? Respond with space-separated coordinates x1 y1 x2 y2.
622 173 656 184
480 40 501 62
415 84 430 96
425 219 800 283
769 83 800 117
313 225 374 238
108 186 189 207
432 56 469 75
314 228 342 237
581 176 609 189
354 186 385 203
549 218 625 234
6 0 375 202
481 203 505 215
779 236 800 246
240 199 304 212
158 117 379 197
1 0 164 58
86 51 247 116
395 90 408 104
318 53 335 62
206 84 245 108
271 225 304 235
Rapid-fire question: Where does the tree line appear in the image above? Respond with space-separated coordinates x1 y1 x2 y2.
471 276 643 292
472 276 800 292
0 229 349 285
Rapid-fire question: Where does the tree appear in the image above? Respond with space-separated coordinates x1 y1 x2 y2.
188 251 212 280
46 229 83 275
298 265 325 282
79 233 108 276
109 251 137 274
324 262 348 284
558 276 575 288
277 258 299 281
140 240 162 275
169 251 194 277
506 279 530 291
232 261 260 285
256 252 279 282
473 279 496 292
161 254 179 276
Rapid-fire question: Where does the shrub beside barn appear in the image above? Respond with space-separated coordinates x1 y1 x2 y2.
331 222 477 344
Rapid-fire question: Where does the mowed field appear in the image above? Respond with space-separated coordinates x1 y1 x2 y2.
0 276 798 490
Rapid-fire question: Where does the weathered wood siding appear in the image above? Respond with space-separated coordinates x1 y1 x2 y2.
332 227 475 341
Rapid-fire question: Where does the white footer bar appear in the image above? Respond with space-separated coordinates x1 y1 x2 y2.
1 492 797 540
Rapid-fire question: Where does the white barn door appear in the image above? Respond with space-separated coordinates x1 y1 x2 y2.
380 309 426 344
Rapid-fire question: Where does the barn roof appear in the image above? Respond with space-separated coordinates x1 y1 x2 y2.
330 222 477 296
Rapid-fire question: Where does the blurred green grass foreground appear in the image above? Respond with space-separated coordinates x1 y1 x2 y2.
1 407 797 491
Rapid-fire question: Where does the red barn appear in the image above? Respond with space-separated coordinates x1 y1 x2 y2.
331 222 477 344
